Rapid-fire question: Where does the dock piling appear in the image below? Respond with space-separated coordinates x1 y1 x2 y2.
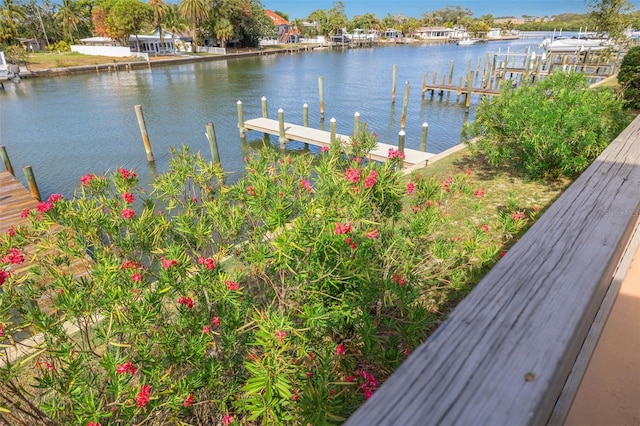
0 146 15 175
278 108 287 148
22 166 41 201
134 104 155 163
398 130 406 169
330 118 336 144
353 112 360 139
237 100 246 141
391 64 398 103
400 82 410 130
318 76 325 120
303 103 309 127
420 122 428 152
205 122 220 165
261 96 268 118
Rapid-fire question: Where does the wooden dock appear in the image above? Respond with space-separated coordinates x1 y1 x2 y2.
0 170 38 231
242 117 434 169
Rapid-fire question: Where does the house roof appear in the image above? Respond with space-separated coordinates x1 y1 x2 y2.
265 9 290 26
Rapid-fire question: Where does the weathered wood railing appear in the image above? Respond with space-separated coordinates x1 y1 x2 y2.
346 114 640 425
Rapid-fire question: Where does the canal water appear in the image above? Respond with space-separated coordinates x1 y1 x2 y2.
0 35 548 198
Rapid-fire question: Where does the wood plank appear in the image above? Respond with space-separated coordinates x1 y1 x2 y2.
243 117 434 169
346 114 640 425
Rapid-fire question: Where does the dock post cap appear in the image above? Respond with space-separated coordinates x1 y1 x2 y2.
422 122 429 127
354 112 360 116
278 108 284 112
399 130 406 136
261 96 266 100
303 103 308 107
330 117 336 122
237 100 242 104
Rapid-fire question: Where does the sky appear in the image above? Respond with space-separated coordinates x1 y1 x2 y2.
261 0 640 20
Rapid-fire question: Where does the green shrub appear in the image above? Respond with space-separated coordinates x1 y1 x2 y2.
466 71 631 180
618 45 640 110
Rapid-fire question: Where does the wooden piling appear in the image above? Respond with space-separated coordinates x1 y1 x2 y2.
420 122 428 152
400 82 410 130
354 112 360 138
318 76 325 120
421 73 427 99
237 100 245 141
303 103 309 127
261 96 268 118
134 104 155 163
330 118 336 144
0 146 14 175
398 130 405 168
205 122 220 165
391 64 398 103
448 60 454 85
22 166 41 201
278 108 287 148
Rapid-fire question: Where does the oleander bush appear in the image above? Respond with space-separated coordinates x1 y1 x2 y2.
466 71 631 180
0 132 542 425
618 45 640 110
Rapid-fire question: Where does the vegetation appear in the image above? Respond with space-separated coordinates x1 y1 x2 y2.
618 45 640 109
0 121 565 424
466 72 632 180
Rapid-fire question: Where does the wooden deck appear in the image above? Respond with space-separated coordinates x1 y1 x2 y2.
242 117 434 169
346 114 640 425
0 171 38 231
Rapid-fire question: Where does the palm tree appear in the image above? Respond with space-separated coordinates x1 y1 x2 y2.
0 0 26 43
164 5 189 54
54 0 81 43
214 17 233 48
178 0 208 53
149 0 169 53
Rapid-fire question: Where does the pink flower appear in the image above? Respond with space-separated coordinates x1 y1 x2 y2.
388 148 406 160
161 257 178 269
275 330 286 343
20 209 30 218
198 256 216 270
407 181 415 195
80 174 95 186
2 248 24 265
344 168 360 183
117 168 138 180
48 193 64 203
36 201 54 213
116 360 136 375
0 270 10 286
211 316 220 327
121 260 144 270
7 227 15 237
365 229 379 239
135 385 151 408
131 272 142 282
336 344 345 356
0 323 3 336
183 393 194 407
321 146 330 153
334 222 352 235
222 415 234 426
392 274 407 286
121 192 135 204
246 186 255 196
225 280 239 291
203 325 211 334
363 170 378 189
300 179 313 192
121 208 135 219
474 188 485 197
178 296 194 310
86 422 101 426
481 225 489 232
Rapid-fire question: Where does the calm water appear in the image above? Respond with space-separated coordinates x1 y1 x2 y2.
0 36 548 198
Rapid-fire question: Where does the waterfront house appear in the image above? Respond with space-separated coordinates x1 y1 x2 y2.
384 29 403 39
265 9 300 44
413 26 454 41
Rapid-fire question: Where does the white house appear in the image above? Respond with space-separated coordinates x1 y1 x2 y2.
413 26 454 41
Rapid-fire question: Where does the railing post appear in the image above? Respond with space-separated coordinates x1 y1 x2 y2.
261 96 268 118
22 166 41 201
134 104 155 163
0 146 15 175
205 122 220 165
330 118 336 144
303 103 309 127
353 112 360 139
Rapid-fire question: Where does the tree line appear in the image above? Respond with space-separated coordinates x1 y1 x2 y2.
1 0 638 53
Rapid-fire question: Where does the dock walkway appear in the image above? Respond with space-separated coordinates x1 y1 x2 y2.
243 117 434 168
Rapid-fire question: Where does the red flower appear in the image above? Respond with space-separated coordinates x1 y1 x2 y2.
365 229 379 239
116 360 136 375
135 385 151 408
363 170 378 189
197 256 216 270
161 257 178 269
121 192 135 204
131 272 142 282
275 330 286 343
36 201 54 213
20 209 30 218
334 222 351 235
121 208 135 219
211 316 220 327
0 270 10 286
48 193 64 203
178 296 194 310
246 186 255 196
86 422 101 426
222 415 234 426
225 280 239 291
407 181 415 195
392 274 407 286
183 393 194 407
117 168 138 179
202 325 211 334
80 174 95 186
474 188 485 197
0 323 3 336
7 227 15 237
343 168 360 183
300 179 313 192
336 344 345 356
388 148 405 160
2 248 24 265
321 146 329 153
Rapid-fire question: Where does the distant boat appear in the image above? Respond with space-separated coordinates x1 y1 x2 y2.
457 37 479 46
0 51 20 84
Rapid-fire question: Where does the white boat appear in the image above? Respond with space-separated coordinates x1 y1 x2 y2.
0 51 20 85
457 37 478 46
545 37 614 53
